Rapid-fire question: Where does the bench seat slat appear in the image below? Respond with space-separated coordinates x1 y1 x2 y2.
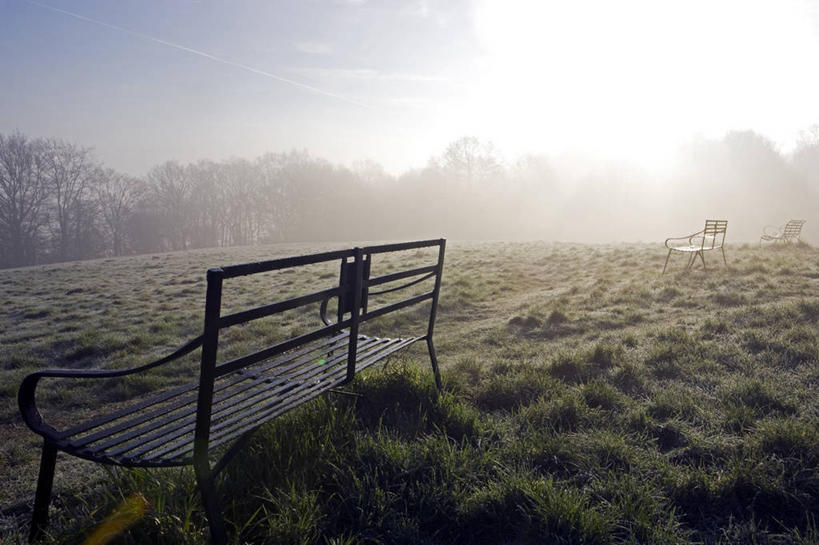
67 333 352 450
354 336 419 373
57 380 198 441
69 336 403 464
143 353 361 462
152 363 352 462
104 337 385 459
206 369 348 452
121 337 394 461
199 337 419 455
78 335 358 456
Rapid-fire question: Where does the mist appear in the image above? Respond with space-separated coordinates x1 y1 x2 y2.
4 0 819 268
1 129 816 270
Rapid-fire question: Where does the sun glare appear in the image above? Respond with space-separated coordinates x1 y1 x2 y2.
470 0 819 164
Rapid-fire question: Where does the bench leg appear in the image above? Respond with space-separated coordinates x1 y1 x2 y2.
426 337 443 391
662 249 672 274
29 441 57 543
194 459 227 545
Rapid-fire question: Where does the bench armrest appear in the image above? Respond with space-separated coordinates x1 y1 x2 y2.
665 229 704 249
18 335 203 437
319 296 334 326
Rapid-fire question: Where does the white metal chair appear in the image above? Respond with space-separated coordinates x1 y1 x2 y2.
760 220 806 245
663 219 728 274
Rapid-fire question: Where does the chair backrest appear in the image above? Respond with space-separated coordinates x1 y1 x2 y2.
783 220 805 239
701 219 728 250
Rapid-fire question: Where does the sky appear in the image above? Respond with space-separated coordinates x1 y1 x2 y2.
2 0 819 176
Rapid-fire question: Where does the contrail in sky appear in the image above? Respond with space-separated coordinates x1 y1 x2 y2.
23 0 370 108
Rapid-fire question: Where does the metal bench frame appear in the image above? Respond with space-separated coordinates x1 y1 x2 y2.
760 219 806 245
18 239 446 544
663 220 728 274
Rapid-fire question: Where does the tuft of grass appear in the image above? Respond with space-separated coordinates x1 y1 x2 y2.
587 342 624 369
701 317 729 337
656 286 682 303
457 471 612 545
549 352 594 383
723 379 797 419
475 363 557 411
711 291 748 307
519 392 591 434
798 299 819 322
582 380 624 411
648 388 702 424
752 418 819 465
546 309 569 326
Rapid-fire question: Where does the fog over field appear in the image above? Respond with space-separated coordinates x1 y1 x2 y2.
2 128 817 269
2 0 819 269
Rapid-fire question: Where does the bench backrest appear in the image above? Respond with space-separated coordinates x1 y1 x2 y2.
783 220 805 239
192 239 445 454
700 220 728 250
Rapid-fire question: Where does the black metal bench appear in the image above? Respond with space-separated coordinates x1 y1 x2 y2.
18 239 446 544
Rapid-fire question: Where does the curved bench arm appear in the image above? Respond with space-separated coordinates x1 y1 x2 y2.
18 335 203 437
665 229 704 249
319 296 333 326
761 224 783 238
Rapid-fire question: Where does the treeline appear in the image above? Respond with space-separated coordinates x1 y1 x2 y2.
0 133 522 268
1 129 817 269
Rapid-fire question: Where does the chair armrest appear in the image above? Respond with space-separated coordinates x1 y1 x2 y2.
665 230 703 249
18 335 203 437
762 225 782 238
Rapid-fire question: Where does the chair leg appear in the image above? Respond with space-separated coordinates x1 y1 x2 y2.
426 337 443 391
194 458 227 545
721 247 727 267
698 251 706 270
29 441 58 543
662 249 672 274
685 253 696 270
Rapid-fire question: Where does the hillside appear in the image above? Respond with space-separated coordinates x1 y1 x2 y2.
2 241 819 543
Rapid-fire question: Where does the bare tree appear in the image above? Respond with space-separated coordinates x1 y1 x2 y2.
220 158 262 246
147 161 192 251
44 139 98 261
256 152 295 241
0 132 49 268
257 150 328 241
438 136 504 186
793 125 819 179
186 160 225 248
96 169 144 256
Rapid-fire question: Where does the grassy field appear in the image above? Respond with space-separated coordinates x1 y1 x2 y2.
2 240 819 544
